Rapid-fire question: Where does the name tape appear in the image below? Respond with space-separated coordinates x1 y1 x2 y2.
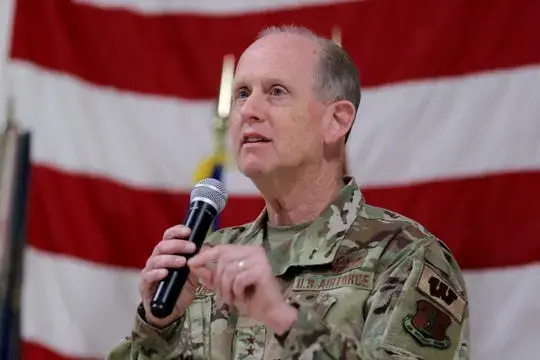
292 269 374 291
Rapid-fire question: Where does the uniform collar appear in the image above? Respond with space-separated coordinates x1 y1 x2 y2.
238 176 365 275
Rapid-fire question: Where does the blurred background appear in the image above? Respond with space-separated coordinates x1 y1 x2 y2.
0 0 539 359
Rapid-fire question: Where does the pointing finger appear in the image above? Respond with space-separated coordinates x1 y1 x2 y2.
188 245 221 266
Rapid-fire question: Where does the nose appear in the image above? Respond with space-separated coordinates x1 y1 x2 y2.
239 92 264 123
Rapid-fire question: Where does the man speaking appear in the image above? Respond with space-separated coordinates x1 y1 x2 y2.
107 25 469 360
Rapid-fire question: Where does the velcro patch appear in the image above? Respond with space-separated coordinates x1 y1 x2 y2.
403 299 452 349
416 264 466 322
292 269 374 291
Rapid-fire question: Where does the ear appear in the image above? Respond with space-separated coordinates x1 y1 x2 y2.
323 100 356 144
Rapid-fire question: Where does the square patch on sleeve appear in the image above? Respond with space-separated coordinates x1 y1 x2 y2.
416 264 466 323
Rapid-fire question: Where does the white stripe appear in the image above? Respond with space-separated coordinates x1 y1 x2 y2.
21 246 540 360
73 0 357 15
466 264 540 360
9 61 540 194
351 65 540 186
21 248 141 358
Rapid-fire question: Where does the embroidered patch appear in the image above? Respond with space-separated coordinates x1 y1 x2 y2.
292 269 374 291
403 300 451 349
416 264 466 322
195 284 215 297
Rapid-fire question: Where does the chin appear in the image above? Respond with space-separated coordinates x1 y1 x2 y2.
238 160 271 180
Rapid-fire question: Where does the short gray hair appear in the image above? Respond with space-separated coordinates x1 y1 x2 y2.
257 25 361 142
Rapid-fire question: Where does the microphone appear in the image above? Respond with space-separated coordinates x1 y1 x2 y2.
150 178 228 319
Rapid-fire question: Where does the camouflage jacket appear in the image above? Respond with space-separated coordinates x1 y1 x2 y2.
107 177 469 360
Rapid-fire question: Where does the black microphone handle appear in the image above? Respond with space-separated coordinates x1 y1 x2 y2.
149 200 218 319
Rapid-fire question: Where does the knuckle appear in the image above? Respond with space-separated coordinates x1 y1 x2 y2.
174 240 191 254
141 271 153 286
153 255 168 269
157 255 171 268
155 240 168 253
145 256 156 269
158 239 183 254
163 224 188 240
163 227 178 239
176 239 189 250
162 227 175 239
163 239 188 253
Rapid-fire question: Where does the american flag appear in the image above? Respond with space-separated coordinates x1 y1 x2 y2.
1 0 539 359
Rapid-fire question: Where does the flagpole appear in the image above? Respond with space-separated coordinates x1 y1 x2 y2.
0 99 31 360
209 54 234 230
213 53 235 175
0 99 17 257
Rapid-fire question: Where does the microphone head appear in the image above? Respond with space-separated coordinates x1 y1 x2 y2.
190 178 228 214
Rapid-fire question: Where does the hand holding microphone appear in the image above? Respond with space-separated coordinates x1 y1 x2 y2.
139 225 200 328
139 178 227 328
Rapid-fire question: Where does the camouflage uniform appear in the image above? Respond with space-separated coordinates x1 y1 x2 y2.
108 177 469 360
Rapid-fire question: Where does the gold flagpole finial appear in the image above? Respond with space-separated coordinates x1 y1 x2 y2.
194 54 235 184
216 54 235 121
213 53 235 161
213 53 235 139
332 26 342 47
213 53 235 137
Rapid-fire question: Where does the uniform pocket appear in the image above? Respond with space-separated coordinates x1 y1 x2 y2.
187 295 213 358
210 299 235 360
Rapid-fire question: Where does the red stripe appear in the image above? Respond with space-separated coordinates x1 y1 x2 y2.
28 165 264 269
366 172 540 270
11 0 540 99
22 342 97 360
29 164 540 271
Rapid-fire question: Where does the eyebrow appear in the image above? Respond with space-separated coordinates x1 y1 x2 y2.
233 76 289 90
232 80 247 91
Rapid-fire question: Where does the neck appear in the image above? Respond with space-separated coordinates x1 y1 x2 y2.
254 163 344 226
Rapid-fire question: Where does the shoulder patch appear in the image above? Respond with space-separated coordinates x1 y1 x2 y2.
403 299 452 349
416 264 466 323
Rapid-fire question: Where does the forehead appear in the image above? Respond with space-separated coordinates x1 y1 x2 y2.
234 33 320 85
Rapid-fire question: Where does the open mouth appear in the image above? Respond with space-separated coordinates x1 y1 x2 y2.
242 135 271 145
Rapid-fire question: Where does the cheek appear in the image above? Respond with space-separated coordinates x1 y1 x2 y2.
276 115 321 153
299 108 325 143
228 120 241 147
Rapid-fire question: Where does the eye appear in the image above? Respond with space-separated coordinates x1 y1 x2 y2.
234 87 250 101
269 85 287 96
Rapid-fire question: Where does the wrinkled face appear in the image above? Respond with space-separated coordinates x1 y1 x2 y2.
229 33 330 180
